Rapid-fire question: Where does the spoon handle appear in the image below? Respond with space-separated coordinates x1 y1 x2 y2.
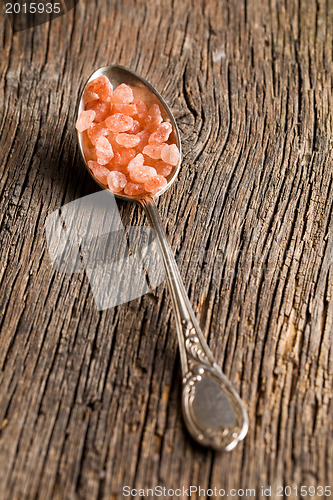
139 196 248 451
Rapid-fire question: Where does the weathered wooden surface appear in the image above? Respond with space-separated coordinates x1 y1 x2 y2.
0 0 332 498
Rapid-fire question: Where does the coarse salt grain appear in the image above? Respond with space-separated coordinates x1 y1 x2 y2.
116 133 140 148
76 110 96 132
144 175 168 194
86 75 113 102
105 113 134 133
129 166 157 184
95 136 114 165
107 171 127 193
88 161 110 185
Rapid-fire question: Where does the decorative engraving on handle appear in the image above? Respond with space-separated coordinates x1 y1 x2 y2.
181 319 211 375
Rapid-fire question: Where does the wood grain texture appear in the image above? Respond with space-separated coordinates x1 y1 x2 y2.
0 0 332 498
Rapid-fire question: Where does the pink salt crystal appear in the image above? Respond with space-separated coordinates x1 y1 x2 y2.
83 90 99 107
76 110 96 132
111 103 137 116
129 119 141 134
113 148 137 166
129 166 157 184
144 175 168 195
120 147 137 163
133 100 148 122
105 113 134 132
86 99 110 123
95 136 114 165
127 153 144 171
124 182 146 196
141 155 158 167
154 161 173 177
135 130 150 150
108 164 128 175
107 171 127 193
111 83 134 104
145 104 163 131
106 131 119 149
108 153 122 168
88 161 110 185
87 122 109 144
161 144 180 166
86 75 113 102
148 122 172 144
142 144 164 160
107 133 130 154
116 133 140 148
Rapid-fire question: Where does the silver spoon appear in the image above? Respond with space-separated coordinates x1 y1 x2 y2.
77 65 249 451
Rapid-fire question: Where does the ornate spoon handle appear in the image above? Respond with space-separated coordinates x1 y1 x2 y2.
139 196 248 451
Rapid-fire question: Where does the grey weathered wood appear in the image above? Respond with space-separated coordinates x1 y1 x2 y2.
0 0 332 498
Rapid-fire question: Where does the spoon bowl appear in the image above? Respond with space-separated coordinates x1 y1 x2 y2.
77 64 181 201
76 65 249 451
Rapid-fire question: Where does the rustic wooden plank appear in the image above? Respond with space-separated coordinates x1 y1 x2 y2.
0 0 332 498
